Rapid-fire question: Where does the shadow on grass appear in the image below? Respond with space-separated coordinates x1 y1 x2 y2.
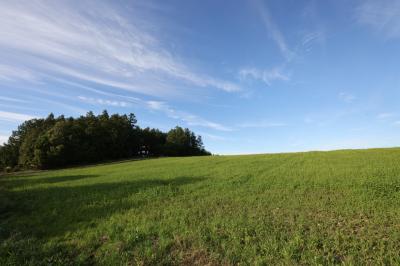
1 174 100 187
0 156 159 179
1 175 206 241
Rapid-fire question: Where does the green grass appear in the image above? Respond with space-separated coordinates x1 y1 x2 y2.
1 148 400 265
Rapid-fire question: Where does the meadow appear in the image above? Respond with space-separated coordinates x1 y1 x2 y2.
1 148 400 265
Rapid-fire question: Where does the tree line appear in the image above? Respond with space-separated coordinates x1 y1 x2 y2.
0 111 210 171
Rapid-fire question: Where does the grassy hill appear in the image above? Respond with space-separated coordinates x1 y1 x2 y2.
1 148 400 265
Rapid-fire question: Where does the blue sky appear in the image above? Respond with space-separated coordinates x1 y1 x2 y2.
1 0 400 154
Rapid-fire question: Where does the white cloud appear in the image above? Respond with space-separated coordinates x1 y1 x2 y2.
78 96 130 108
339 92 356 103
301 30 325 52
196 132 232 142
63 86 231 131
239 67 290 85
146 101 169 111
356 0 400 39
0 103 42 112
0 111 36 122
201 133 226 141
146 100 232 131
0 95 29 103
183 116 233 132
299 1 326 52
0 1 240 96
0 64 38 83
0 0 243 137
253 0 294 61
18 89 89 115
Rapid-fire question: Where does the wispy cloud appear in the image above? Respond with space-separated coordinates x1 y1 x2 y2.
12 86 89 115
0 1 240 96
253 0 294 61
239 67 290 86
301 30 325 52
146 101 232 131
63 85 233 131
0 64 38 83
78 96 130 108
300 1 326 53
356 0 400 39
339 92 356 103
196 132 230 142
302 31 324 46
0 95 29 103
0 103 42 112
0 111 36 122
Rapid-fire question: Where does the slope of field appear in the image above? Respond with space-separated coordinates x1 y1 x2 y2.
1 148 400 265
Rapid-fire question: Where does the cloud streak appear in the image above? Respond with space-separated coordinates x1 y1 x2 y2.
0 111 36 122
73 87 233 132
253 0 294 61
0 64 38 83
78 96 130 108
239 67 290 86
0 95 29 103
146 101 232 131
0 0 240 96
356 0 400 39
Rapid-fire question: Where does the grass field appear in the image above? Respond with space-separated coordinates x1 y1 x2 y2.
1 148 400 265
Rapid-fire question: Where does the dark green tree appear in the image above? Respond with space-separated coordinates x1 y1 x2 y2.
0 111 210 171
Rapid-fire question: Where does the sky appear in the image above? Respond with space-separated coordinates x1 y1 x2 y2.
1 0 400 154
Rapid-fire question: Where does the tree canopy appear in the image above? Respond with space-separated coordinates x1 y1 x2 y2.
0 111 210 171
